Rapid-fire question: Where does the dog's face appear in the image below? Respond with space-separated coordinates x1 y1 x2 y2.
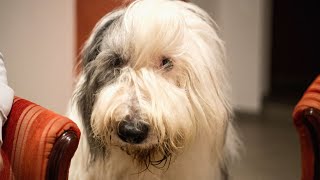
75 0 231 167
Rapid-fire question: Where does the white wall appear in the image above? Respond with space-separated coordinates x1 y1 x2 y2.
194 0 269 113
0 0 75 114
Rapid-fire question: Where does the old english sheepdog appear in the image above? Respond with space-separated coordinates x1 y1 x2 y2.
68 0 239 179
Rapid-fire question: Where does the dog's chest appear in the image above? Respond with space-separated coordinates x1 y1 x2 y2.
100 146 220 180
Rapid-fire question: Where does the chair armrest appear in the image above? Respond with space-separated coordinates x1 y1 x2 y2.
0 97 80 180
293 75 320 180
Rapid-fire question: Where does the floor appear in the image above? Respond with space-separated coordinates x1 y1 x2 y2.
230 102 301 180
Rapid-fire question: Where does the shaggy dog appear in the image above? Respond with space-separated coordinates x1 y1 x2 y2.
68 0 239 179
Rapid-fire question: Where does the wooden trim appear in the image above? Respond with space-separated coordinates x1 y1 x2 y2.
303 108 320 180
46 131 80 180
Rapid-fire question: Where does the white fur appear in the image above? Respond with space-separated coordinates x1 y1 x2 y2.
68 0 239 179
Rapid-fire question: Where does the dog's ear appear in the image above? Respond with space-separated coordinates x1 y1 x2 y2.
81 14 121 68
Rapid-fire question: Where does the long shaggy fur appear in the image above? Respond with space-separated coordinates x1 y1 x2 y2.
68 0 239 179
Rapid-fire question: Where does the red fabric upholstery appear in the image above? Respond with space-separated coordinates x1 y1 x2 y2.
0 97 80 180
293 75 320 180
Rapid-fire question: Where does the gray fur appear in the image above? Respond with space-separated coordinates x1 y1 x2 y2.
75 11 126 160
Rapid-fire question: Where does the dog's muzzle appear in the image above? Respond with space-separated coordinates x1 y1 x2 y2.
117 120 149 144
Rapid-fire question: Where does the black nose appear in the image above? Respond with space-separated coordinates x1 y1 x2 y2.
117 120 149 144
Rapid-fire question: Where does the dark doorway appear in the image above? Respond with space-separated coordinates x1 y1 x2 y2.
270 0 319 104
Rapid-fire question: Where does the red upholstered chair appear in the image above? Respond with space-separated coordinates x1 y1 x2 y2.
293 75 320 180
0 97 80 180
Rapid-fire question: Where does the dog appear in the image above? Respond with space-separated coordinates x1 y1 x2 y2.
68 0 239 179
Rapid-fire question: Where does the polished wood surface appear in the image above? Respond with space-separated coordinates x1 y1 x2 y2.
47 131 80 180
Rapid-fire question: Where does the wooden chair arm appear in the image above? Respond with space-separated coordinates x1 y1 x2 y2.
301 107 320 180
47 131 79 180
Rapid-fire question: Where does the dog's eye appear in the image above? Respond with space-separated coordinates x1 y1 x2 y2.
111 54 123 67
113 58 121 67
161 57 173 70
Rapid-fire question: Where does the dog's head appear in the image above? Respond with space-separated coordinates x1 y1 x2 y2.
74 0 231 168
